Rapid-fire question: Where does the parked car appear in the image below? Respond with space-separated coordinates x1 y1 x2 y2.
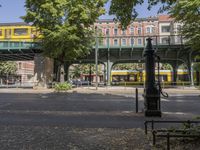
69 79 89 87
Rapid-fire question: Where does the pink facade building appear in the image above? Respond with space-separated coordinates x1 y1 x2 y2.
94 15 181 46
16 61 34 84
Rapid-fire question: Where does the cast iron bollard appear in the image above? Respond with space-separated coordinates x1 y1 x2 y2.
143 38 161 117
135 88 138 113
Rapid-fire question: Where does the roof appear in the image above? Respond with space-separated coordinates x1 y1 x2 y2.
158 15 174 22
0 22 30 26
96 16 158 23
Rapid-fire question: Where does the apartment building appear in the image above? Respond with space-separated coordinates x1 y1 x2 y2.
158 15 182 44
95 15 182 46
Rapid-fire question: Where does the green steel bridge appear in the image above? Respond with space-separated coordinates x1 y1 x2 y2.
0 35 198 85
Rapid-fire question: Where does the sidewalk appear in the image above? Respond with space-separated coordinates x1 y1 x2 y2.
0 86 199 94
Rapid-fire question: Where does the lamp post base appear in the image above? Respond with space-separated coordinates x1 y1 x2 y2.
145 110 162 117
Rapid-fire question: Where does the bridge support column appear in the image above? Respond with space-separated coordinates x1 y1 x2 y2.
105 49 113 86
103 64 106 85
105 61 113 86
187 62 194 86
171 63 178 85
187 52 194 86
34 54 54 88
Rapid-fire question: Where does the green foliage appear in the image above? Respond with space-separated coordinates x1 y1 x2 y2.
69 64 103 78
179 64 187 70
23 0 106 82
113 63 143 70
109 0 175 28
161 64 172 70
170 0 200 51
0 61 17 75
54 82 72 92
23 0 106 62
193 63 200 72
195 116 200 120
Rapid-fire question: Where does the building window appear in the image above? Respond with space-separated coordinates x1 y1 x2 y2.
0 29 2 36
161 37 169 44
122 39 126 46
146 27 151 34
176 36 181 44
138 27 142 35
138 39 142 45
14 28 28 36
106 29 109 35
114 28 118 35
130 27 134 34
130 38 134 46
161 26 170 33
114 39 118 45
122 29 126 35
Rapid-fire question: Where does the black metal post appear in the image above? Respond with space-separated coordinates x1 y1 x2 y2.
135 88 138 113
143 38 161 117
144 121 147 134
153 130 156 145
167 133 170 150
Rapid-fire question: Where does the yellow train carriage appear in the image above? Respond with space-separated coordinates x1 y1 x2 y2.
0 22 40 42
111 69 189 84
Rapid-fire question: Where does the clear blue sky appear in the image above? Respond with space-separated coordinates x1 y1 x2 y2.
0 0 166 23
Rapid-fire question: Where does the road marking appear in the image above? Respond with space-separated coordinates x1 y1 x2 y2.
163 112 190 115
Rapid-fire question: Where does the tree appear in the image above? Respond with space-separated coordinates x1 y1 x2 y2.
23 0 106 82
109 0 175 28
0 61 17 75
69 64 103 79
170 0 200 51
112 63 140 70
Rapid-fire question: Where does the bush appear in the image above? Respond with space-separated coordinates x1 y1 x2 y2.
54 82 72 92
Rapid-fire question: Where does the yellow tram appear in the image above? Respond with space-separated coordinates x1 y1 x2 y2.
111 69 190 84
0 23 39 41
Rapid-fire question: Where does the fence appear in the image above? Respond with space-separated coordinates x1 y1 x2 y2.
0 74 34 88
111 81 199 89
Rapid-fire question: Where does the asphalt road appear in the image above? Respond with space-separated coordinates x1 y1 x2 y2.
0 89 199 128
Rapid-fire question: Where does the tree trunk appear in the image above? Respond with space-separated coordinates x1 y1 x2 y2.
60 63 65 83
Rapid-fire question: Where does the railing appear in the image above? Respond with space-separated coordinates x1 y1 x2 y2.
0 41 40 49
96 35 185 48
0 81 35 88
144 120 200 150
0 35 185 50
